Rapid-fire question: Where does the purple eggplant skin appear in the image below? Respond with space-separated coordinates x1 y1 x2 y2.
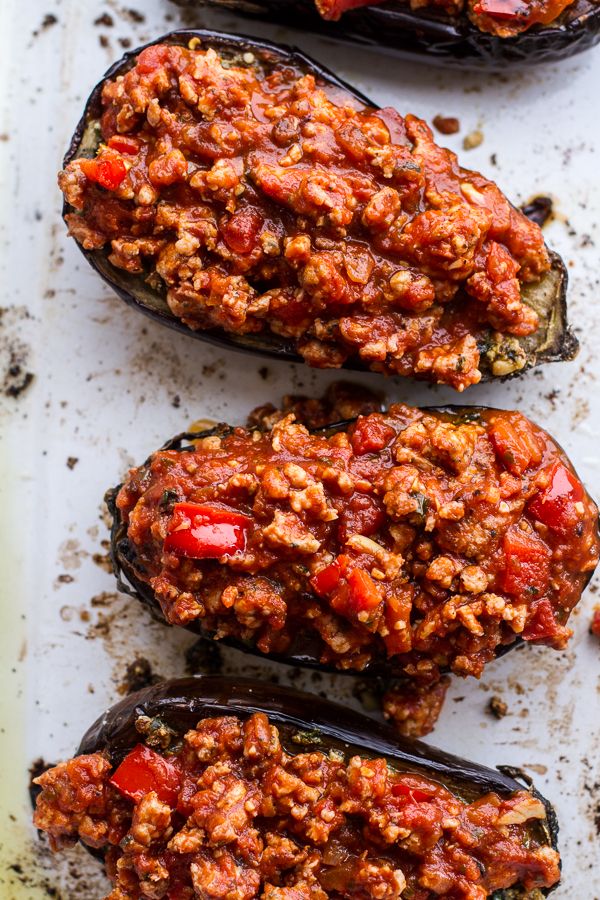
104 408 599 680
170 0 600 68
62 29 577 383
75 674 560 899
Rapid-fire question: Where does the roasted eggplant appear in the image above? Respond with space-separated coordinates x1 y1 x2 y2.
33 676 561 898
170 0 600 68
60 30 577 391
106 397 600 698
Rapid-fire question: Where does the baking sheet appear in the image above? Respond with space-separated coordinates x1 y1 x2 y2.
1 1 599 896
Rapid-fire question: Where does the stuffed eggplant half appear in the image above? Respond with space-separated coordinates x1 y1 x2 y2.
170 0 600 68
107 392 599 718
60 31 577 392
33 677 561 899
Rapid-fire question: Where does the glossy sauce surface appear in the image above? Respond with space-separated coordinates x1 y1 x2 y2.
59 43 551 390
33 711 560 898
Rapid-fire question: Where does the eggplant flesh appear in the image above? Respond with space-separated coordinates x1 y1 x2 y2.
105 405 598 680
75 676 559 898
170 0 600 68
63 29 577 385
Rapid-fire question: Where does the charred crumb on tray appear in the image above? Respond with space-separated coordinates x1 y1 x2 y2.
487 695 509 719
31 13 58 37
66 456 79 469
93 13 114 26
55 573 74 586
92 548 113 574
118 657 162 695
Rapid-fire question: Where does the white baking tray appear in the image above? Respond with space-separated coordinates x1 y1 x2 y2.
1 1 599 896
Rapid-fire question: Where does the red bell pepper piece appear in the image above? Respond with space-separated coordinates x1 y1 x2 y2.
472 0 528 19
109 745 181 806
391 781 432 803
164 503 252 559
351 416 395 456
108 134 141 155
79 149 127 191
528 462 584 532
311 555 350 597
501 527 551 597
315 0 384 20
312 556 382 619
346 568 382 615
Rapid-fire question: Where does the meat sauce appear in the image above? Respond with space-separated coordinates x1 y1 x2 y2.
33 712 560 899
59 43 552 391
115 400 599 691
317 0 577 37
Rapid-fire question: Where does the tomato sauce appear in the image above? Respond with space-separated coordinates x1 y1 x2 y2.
33 711 561 898
59 43 552 390
115 399 599 691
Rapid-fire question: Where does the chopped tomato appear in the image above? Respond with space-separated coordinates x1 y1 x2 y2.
164 502 252 559
351 416 395 456
392 781 432 803
337 494 385 545
136 44 173 74
222 208 263 255
80 150 127 191
108 134 141 155
489 414 543 476
522 598 560 642
110 745 181 806
528 462 584 532
501 527 551 597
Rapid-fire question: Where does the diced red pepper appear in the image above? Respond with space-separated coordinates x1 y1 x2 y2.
311 555 350 597
345 568 383 615
315 0 383 20
489 414 543 476
522 598 560 642
351 416 395 456
108 134 141 155
501 527 551 597
528 462 584 532
79 150 127 191
391 781 432 803
312 557 382 620
109 744 181 806
472 0 528 19
164 502 252 559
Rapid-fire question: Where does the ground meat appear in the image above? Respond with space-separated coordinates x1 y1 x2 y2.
317 0 577 36
115 398 599 696
34 712 561 899
59 43 552 391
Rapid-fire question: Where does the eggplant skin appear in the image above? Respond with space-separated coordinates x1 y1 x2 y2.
75 674 559 898
104 406 599 680
62 29 577 384
170 0 600 68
